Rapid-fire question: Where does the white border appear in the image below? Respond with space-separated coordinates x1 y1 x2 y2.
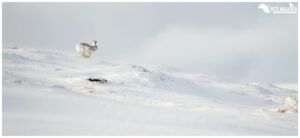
1 0 299 2
1 0 298 137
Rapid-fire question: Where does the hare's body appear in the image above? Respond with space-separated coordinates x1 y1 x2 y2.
75 40 98 58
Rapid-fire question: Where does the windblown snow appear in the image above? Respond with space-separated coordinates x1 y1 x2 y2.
2 47 298 135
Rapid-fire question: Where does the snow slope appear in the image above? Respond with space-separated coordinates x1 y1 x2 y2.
2 47 298 135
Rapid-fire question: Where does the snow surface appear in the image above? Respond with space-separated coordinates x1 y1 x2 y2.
2 47 298 135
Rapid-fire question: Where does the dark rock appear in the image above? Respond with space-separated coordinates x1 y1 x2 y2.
87 78 108 84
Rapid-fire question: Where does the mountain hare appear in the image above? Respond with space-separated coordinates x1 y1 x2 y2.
75 40 98 58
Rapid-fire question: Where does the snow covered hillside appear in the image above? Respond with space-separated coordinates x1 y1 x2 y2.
2 47 298 135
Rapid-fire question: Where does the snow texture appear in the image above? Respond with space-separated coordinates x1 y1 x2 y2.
2 47 298 135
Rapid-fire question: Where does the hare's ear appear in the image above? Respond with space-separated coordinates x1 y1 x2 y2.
93 40 97 44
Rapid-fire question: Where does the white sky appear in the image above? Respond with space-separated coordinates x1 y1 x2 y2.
2 2 298 83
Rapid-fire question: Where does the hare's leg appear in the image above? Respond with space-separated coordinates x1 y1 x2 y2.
81 52 86 57
83 51 90 58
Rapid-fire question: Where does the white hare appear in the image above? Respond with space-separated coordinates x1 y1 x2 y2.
75 40 98 58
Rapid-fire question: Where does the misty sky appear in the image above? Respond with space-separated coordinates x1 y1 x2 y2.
3 2 298 83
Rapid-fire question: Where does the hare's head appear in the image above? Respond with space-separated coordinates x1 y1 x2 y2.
92 40 98 50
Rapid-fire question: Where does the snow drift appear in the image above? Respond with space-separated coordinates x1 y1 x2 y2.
2 46 298 135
